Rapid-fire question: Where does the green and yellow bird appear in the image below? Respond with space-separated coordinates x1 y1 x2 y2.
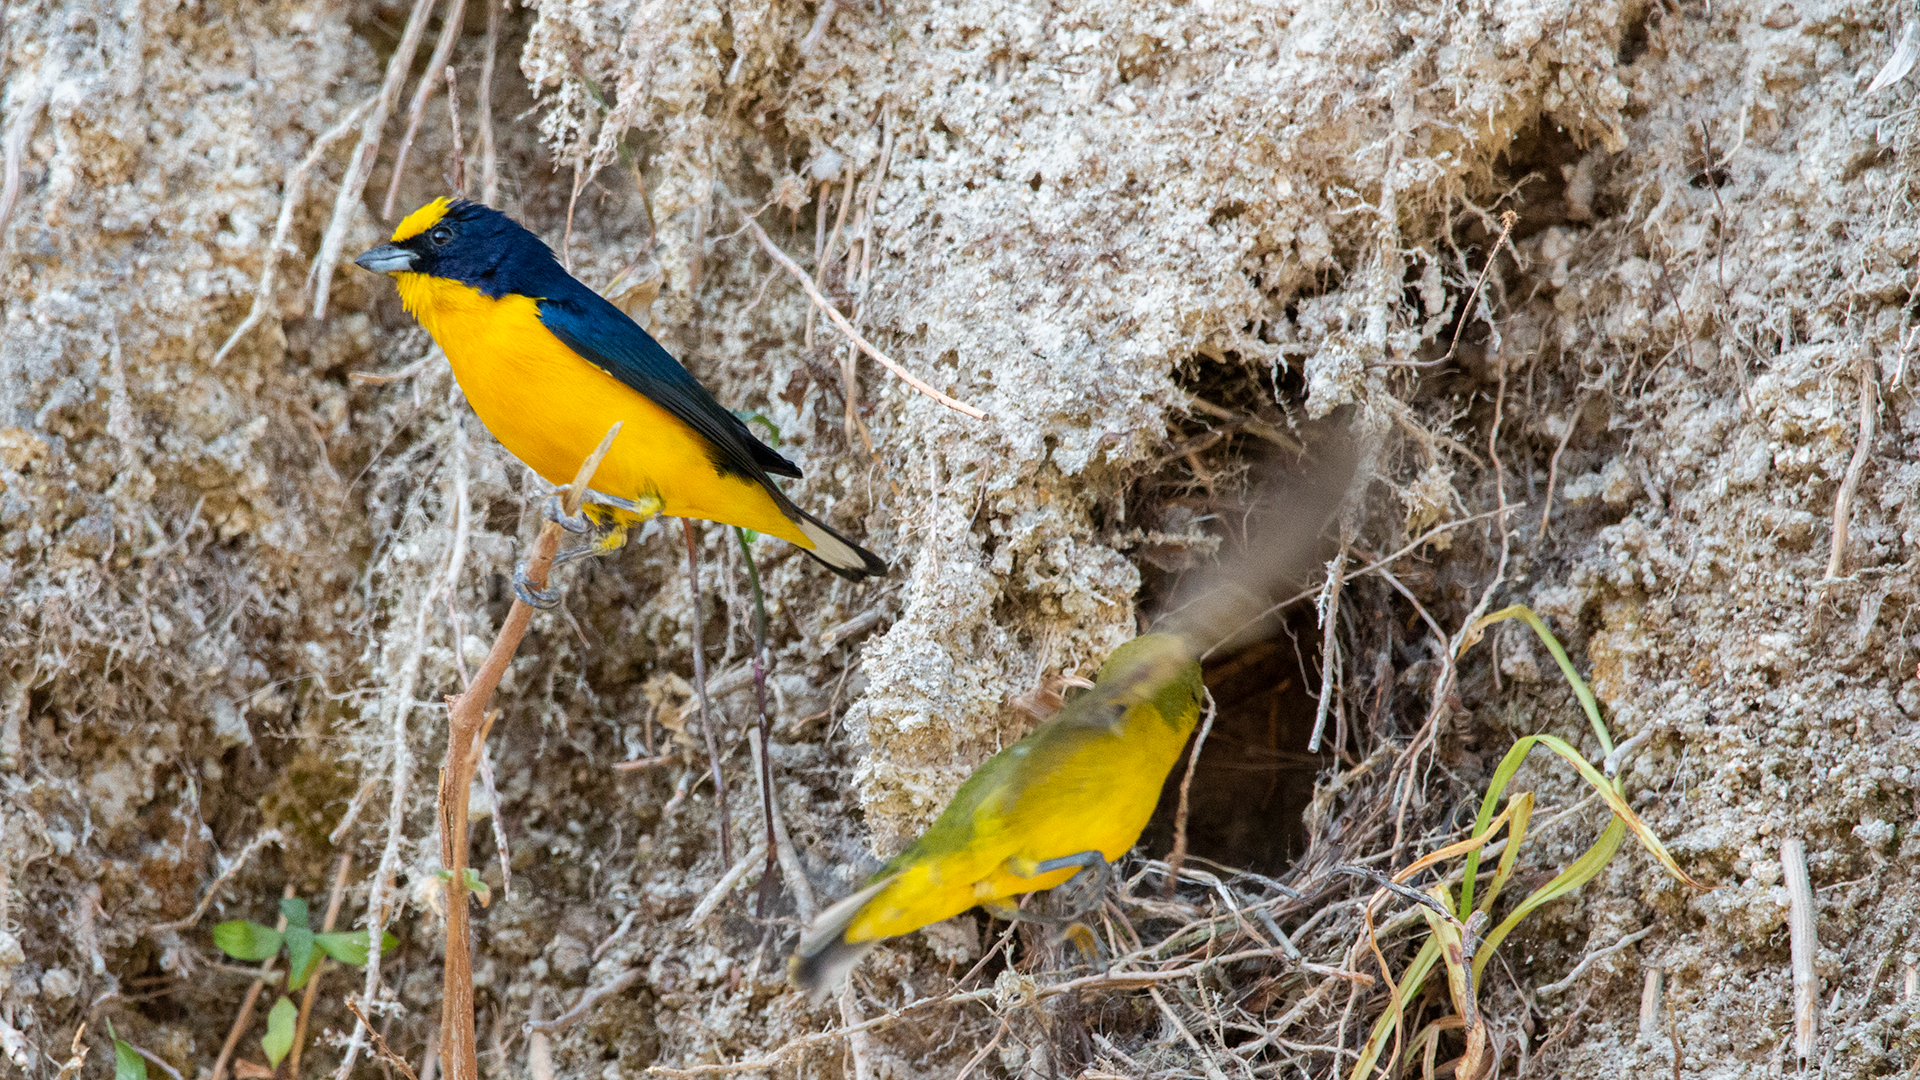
354 197 885 600
790 632 1204 1000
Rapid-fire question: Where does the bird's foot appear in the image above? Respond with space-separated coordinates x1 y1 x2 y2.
543 495 592 534
512 561 563 609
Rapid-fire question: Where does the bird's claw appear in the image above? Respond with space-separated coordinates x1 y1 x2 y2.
543 494 592 534
512 561 562 609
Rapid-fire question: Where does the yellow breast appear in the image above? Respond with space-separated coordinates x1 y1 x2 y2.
393 273 809 546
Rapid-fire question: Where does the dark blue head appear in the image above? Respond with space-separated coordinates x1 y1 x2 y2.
353 198 566 298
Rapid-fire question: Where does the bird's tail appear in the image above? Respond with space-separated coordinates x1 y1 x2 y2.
789 874 896 1004
792 508 888 582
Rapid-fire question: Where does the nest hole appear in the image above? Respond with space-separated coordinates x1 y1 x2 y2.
1138 616 1327 876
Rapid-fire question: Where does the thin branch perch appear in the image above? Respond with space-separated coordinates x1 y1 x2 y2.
436 423 625 1080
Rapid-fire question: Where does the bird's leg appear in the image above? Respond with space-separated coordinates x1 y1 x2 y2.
998 851 1114 963
512 492 659 609
1006 850 1113 921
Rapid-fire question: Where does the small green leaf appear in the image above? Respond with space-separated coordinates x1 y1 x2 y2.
113 1039 148 1080
464 868 491 908
212 920 284 962
730 409 781 446
313 930 399 967
284 926 318 990
261 996 297 1069
278 897 311 929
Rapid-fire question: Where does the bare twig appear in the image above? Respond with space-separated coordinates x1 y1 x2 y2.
1149 987 1231 1080
444 68 468 197
798 0 839 54
839 985 873 1080
1537 925 1655 997
1823 355 1879 583
681 520 733 868
437 424 623 1080
686 841 769 926
212 97 374 365
643 944 1361 1077
147 829 284 934
310 0 439 318
1164 689 1218 892
737 211 988 420
0 79 50 256
346 998 419 1080
123 1044 184 1080
949 1019 1008 1080
288 853 353 1078
736 528 779 917
526 997 555 1080
1307 543 1349 753
1782 837 1818 1063
523 969 643 1036
331 576 434 1080
210 885 294 1080
477 0 502 204
1537 391 1591 542
382 0 471 219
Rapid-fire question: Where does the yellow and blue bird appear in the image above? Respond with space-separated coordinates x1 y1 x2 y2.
790 632 1204 1000
354 198 885 600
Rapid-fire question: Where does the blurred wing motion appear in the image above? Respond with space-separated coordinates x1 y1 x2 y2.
1151 432 1360 658
789 435 1359 1001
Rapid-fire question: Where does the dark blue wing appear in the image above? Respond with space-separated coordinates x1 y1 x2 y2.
535 280 803 483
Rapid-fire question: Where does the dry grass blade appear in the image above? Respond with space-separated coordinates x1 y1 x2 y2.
287 853 354 1078
383 0 471 219
0 79 49 256
346 999 418 1080
212 97 374 365
309 0 439 319
1782 837 1818 1062
147 828 284 934
736 210 989 420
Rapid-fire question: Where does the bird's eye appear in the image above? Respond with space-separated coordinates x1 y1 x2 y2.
429 225 454 245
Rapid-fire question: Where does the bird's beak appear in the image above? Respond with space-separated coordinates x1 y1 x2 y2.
353 243 416 274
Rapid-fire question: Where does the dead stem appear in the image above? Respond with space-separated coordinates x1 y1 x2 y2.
1782 837 1818 1063
1164 689 1218 893
444 68 468 196
437 424 623 1080
346 998 419 1080
737 211 989 420
310 0 439 318
287 853 353 1078
477 0 502 204
123 1044 184 1080
644 943 1363 1077
681 519 733 868
382 0 471 219
209 885 294 1080
146 829 284 935
212 98 374 365
0 79 49 266
524 969 643 1036
1820 354 1879 595
1537 391 1592 543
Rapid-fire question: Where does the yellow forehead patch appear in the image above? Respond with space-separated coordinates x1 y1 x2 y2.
392 197 453 242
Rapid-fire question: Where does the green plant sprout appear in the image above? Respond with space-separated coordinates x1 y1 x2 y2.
1348 605 1707 1080
108 1021 146 1080
213 898 396 1069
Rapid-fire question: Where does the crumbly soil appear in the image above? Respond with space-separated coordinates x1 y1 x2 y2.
2 0 1917 1076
